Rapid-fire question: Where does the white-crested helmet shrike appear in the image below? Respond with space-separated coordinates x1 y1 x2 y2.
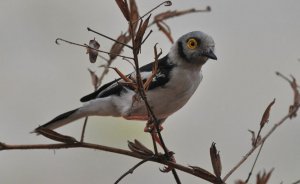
34 31 217 133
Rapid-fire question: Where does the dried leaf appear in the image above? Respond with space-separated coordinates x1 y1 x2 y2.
156 21 174 43
276 72 300 118
129 0 139 33
134 14 151 52
115 0 130 21
109 33 131 60
210 142 222 178
86 39 100 63
128 140 153 156
260 99 276 128
36 127 77 144
88 69 98 90
110 67 134 84
256 169 274 184
133 139 153 155
289 75 300 118
143 44 162 91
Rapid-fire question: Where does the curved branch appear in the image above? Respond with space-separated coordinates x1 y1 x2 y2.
0 141 220 183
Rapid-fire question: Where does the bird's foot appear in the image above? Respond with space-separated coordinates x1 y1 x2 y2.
159 151 176 173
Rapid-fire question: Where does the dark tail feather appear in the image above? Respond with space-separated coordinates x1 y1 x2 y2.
35 108 80 132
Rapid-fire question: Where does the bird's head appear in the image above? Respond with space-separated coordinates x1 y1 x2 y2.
170 31 217 66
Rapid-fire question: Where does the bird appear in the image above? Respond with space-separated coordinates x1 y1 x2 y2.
34 31 217 134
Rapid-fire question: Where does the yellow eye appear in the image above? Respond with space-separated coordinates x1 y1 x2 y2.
187 38 198 49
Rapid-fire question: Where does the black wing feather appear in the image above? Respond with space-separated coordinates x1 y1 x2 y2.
80 55 175 102
80 78 122 102
147 55 175 90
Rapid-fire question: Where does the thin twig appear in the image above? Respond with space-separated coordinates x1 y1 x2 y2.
115 157 153 184
253 127 262 147
141 30 153 46
87 27 133 49
80 117 89 142
133 1 172 23
276 71 293 83
223 103 300 181
55 38 134 60
244 141 265 183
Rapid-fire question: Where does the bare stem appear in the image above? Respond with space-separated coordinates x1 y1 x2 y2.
275 71 293 83
133 1 172 23
115 157 152 184
223 104 300 181
55 38 134 60
80 117 89 142
87 27 133 49
244 141 265 183
0 141 219 183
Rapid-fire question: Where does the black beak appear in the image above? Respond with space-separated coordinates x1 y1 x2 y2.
202 50 217 60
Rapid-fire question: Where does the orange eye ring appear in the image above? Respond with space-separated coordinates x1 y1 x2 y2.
187 38 198 49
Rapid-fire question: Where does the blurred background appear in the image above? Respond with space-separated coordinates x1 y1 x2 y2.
0 0 299 183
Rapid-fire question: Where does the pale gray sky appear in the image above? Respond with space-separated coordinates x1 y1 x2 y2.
0 0 299 183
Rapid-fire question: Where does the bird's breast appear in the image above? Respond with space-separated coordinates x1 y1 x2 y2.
120 67 203 120
145 67 202 117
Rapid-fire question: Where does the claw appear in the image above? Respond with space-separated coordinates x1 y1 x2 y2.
159 151 176 173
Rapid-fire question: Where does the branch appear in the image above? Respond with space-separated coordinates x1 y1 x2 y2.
55 38 134 60
223 103 300 181
115 157 152 184
0 141 221 183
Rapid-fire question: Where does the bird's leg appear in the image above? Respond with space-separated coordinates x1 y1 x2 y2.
144 120 163 132
144 120 159 155
144 120 176 173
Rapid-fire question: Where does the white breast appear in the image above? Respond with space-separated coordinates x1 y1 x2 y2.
119 66 203 120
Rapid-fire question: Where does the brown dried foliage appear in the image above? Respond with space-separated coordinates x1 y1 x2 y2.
88 69 98 91
115 0 130 21
109 33 131 60
86 38 100 63
235 169 274 184
210 143 222 179
276 72 300 118
35 127 77 144
260 98 275 128
128 139 154 156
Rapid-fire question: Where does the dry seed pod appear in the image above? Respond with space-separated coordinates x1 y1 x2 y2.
86 39 100 63
115 0 130 21
210 143 222 178
260 99 275 128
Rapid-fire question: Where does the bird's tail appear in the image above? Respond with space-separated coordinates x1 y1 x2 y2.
34 108 85 132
